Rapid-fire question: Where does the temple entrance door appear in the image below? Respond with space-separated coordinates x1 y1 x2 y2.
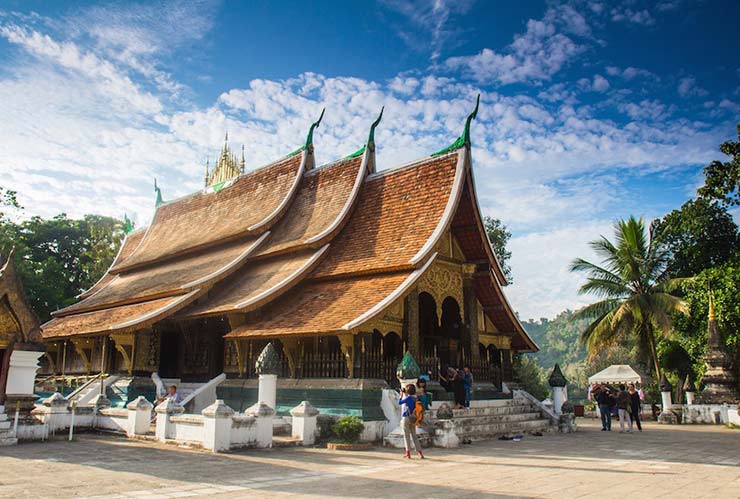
159 330 181 378
439 297 463 367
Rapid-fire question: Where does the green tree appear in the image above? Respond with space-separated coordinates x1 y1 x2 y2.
698 124 740 206
0 207 126 320
672 256 740 380
483 216 513 284
512 353 549 400
653 198 739 278
570 216 688 379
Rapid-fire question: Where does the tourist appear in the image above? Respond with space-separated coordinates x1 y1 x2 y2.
416 378 432 411
158 385 183 405
616 384 633 432
398 384 424 459
594 385 613 431
463 365 473 408
628 383 643 432
439 366 465 409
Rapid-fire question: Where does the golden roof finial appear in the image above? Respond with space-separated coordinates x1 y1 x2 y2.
708 288 716 321
240 144 245 173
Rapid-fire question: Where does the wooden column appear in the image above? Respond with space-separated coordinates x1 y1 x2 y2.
404 287 420 357
501 348 513 383
462 264 479 363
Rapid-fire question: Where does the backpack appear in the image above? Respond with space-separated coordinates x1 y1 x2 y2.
414 400 424 426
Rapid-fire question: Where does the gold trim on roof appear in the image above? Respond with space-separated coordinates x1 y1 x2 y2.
205 133 245 188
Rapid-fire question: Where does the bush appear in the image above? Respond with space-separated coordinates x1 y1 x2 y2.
332 415 364 443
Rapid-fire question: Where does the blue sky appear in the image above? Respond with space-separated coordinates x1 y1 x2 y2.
0 0 738 320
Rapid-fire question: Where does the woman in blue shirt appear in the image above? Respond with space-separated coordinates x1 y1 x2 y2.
399 384 424 459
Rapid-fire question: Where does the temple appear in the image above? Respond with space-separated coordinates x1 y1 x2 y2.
38 100 537 416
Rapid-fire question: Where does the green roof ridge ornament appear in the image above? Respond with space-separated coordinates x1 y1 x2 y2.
123 214 133 235
154 178 163 207
344 107 385 159
396 351 420 380
255 341 281 375
548 363 568 387
304 108 325 150
367 106 384 150
431 93 480 156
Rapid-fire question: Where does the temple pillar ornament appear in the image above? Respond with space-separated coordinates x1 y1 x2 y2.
281 338 300 378
109 333 135 376
462 264 479 362
658 375 678 424
126 396 153 437
337 334 354 378
404 287 420 358
202 399 235 453
548 364 568 415
70 338 94 374
254 342 279 410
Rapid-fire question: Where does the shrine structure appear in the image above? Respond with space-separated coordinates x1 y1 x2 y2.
39 99 537 417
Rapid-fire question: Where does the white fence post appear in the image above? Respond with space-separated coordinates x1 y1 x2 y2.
202 400 235 453
155 399 184 442
246 402 275 448
126 396 154 437
290 401 319 446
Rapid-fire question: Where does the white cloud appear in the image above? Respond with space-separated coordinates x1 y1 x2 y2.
444 7 585 85
677 76 708 98
610 7 655 25
606 65 659 81
506 221 612 320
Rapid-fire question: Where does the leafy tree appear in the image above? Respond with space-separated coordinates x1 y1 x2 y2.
483 216 513 284
512 353 549 400
0 201 126 320
653 198 739 278
672 256 740 381
524 310 589 371
698 124 740 206
570 216 688 379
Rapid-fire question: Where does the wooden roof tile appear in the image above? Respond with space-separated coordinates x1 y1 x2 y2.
312 152 459 278
55 236 263 316
225 271 409 338
181 246 327 318
115 153 303 271
257 156 364 256
42 293 196 339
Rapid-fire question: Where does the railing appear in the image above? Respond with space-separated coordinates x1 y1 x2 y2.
354 350 401 387
418 354 440 381
296 351 346 378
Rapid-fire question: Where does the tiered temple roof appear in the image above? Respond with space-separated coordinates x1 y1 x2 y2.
40 105 537 352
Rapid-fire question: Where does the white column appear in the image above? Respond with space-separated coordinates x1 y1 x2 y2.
246 402 275 448
34 392 70 433
290 401 319 446
552 386 567 415
685 391 695 405
202 399 235 453
126 396 154 437
155 399 184 442
5 350 44 396
257 374 277 410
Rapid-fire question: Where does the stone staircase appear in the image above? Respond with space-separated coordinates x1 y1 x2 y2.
0 405 17 446
428 398 555 442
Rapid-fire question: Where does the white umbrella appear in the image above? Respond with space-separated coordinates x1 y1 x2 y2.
588 364 642 385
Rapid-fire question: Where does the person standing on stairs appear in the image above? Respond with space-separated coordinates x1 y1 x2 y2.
399 384 424 459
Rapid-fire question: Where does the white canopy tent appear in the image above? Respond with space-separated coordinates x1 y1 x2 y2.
588 364 642 385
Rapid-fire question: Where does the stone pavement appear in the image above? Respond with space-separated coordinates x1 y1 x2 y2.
0 418 738 499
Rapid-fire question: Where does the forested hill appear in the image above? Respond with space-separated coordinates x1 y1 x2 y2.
523 310 590 371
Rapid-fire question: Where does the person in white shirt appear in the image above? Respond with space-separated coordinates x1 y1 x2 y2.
158 385 183 405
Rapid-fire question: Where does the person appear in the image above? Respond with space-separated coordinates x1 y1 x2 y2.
594 385 613 431
158 385 183 405
616 384 633 433
628 383 643 432
416 378 432 411
439 366 465 409
398 384 424 459
462 365 473 408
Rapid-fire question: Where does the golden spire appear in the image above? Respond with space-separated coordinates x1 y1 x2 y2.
204 159 210 188
240 144 245 173
205 132 241 188
708 289 716 321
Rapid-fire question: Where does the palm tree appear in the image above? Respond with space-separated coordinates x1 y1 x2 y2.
570 216 688 378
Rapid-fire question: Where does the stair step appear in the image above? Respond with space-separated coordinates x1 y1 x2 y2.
273 436 302 448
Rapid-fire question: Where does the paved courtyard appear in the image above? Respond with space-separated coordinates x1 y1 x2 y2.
0 418 738 499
